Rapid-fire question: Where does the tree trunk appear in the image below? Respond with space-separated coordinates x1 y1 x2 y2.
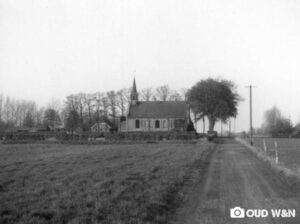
208 116 215 132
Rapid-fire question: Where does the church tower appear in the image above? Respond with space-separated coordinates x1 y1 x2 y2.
131 78 138 105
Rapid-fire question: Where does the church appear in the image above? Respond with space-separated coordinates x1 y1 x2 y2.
120 79 193 132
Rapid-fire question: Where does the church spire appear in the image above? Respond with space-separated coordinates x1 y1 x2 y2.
132 77 137 93
131 77 138 105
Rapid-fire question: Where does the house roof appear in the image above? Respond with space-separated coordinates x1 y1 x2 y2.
91 122 110 128
128 101 188 119
91 116 114 128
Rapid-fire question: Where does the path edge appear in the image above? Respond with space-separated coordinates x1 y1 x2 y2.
235 137 300 180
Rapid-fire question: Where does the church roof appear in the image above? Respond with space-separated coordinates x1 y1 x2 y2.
128 101 188 119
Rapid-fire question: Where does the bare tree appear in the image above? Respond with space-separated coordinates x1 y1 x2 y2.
169 90 183 101
48 98 61 112
65 94 79 112
93 92 104 122
14 100 23 126
0 95 42 129
83 94 95 127
64 94 79 130
19 100 29 127
156 85 171 101
9 99 17 125
0 93 3 122
141 88 153 101
101 95 109 117
77 93 85 128
116 88 130 116
107 91 118 126
36 107 45 127
180 88 188 101
22 101 37 128
64 93 86 130
3 96 10 123
43 107 61 127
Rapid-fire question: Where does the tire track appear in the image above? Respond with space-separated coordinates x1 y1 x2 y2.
171 138 300 224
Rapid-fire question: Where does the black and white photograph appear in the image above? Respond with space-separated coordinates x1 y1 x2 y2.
0 0 299 223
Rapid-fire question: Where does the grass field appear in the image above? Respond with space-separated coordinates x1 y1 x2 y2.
0 141 209 224
253 137 300 173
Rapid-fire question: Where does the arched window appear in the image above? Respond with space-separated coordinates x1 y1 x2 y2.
135 120 140 129
155 120 160 128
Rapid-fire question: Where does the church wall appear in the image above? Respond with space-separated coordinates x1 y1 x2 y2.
127 118 177 132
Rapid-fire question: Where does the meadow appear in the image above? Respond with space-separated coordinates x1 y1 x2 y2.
0 141 208 224
253 137 300 173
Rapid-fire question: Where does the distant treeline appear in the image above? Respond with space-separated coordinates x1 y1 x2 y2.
253 106 300 138
0 85 187 136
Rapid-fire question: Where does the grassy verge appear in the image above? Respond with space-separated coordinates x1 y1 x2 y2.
0 142 207 224
235 137 300 180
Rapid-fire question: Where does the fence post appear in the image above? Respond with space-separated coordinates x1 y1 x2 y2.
263 139 267 152
274 141 278 164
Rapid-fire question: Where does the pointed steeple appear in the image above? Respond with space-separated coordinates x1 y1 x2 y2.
132 77 137 93
131 77 138 105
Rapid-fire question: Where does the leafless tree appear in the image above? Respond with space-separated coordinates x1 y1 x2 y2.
101 95 109 117
107 91 118 126
77 93 85 127
64 93 86 130
0 93 3 122
21 101 38 128
83 94 95 127
48 98 61 112
3 96 11 123
65 94 79 112
156 85 171 101
116 88 130 116
93 92 104 122
180 88 188 101
141 88 153 101
36 107 45 127
169 90 183 101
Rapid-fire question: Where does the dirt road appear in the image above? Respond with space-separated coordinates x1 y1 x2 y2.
171 138 300 224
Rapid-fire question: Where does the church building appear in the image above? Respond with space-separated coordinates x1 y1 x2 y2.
121 79 192 132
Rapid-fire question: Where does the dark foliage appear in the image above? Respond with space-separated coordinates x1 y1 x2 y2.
187 78 240 131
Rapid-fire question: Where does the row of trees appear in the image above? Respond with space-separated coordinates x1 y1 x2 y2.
2 78 300 137
0 78 241 135
63 86 187 132
0 94 63 135
0 85 187 134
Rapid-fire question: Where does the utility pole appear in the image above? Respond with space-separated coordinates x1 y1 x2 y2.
245 85 256 145
220 121 223 136
234 118 236 134
193 113 197 133
229 119 231 137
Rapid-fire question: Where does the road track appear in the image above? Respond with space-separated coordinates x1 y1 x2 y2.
171 138 300 224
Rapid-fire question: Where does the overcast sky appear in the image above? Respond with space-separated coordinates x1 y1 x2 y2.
1 0 300 132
